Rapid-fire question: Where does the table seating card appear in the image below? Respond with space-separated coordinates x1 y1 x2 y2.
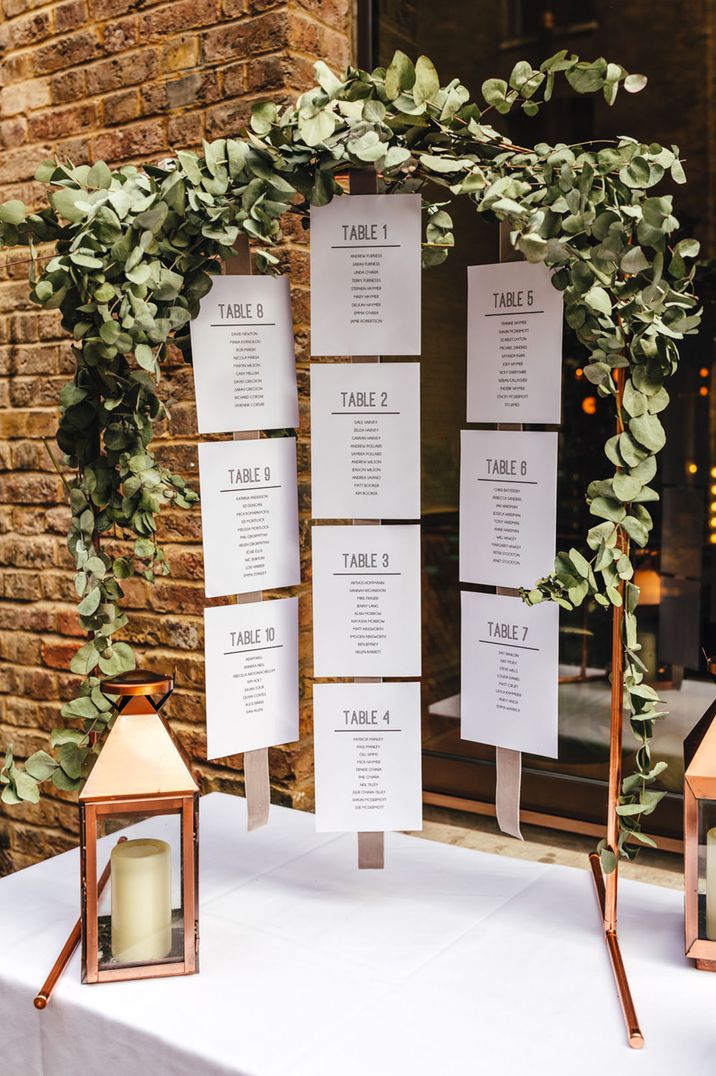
459 429 557 590
310 362 420 520
198 437 300 598
467 261 563 424
204 597 299 759
313 681 423 833
190 275 299 434
311 524 421 677
310 193 422 356
461 591 559 758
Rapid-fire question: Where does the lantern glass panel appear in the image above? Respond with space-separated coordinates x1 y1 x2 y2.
697 799 716 942
95 807 185 972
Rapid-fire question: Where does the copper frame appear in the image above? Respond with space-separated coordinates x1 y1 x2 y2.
79 672 199 985
80 795 198 984
683 702 716 968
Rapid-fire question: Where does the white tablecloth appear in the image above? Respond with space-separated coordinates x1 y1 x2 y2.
1 793 714 1075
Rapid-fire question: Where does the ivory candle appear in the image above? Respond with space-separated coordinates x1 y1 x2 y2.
111 838 172 963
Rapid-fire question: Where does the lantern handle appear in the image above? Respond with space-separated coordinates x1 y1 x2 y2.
101 670 175 710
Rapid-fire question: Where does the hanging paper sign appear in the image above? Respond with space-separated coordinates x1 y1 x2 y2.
467 262 563 424
310 193 422 356
198 437 300 598
311 524 421 677
204 597 299 759
310 361 421 520
459 429 557 589
189 275 299 434
461 591 559 757
313 681 423 833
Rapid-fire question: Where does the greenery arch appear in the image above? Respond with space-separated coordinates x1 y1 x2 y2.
0 50 702 867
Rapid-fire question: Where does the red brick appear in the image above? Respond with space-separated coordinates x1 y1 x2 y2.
41 640 76 670
89 118 167 162
49 68 87 105
163 33 200 72
31 28 101 76
138 0 219 40
86 47 161 95
88 0 163 17
0 9 53 51
201 10 287 63
0 0 351 879
28 101 99 141
102 14 138 53
0 117 28 149
55 0 89 33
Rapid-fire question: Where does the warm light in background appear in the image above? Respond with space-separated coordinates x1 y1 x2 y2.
633 568 661 605
575 368 584 379
688 462 699 474
700 386 709 397
582 396 597 415
710 534 716 545
711 467 716 478
700 367 710 378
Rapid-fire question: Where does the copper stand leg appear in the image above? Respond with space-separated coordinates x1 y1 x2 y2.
589 853 644 1049
588 364 644 1049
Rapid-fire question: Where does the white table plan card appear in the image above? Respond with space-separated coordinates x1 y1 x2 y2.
189 274 299 434
312 524 421 677
459 428 558 590
313 681 423 833
204 597 299 759
198 436 300 598
310 361 420 520
309 193 422 356
461 591 559 757
467 261 563 424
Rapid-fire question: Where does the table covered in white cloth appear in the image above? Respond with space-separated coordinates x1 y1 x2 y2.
1 793 714 1075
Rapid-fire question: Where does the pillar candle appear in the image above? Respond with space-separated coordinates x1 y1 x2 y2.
111 838 172 963
707 827 716 941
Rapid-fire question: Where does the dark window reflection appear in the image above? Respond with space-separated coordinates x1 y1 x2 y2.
376 0 714 840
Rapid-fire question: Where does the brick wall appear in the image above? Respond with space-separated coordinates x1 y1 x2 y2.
0 0 352 874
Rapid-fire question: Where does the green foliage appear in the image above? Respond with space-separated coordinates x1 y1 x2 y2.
0 52 699 863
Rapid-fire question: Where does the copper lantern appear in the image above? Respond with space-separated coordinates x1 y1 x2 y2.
79 670 199 984
684 691 716 971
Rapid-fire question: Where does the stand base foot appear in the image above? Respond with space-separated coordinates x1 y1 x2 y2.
588 853 644 1050
695 958 716 972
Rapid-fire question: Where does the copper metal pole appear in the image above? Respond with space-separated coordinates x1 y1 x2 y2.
589 366 643 1048
34 836 126 1009
589 852 644 1049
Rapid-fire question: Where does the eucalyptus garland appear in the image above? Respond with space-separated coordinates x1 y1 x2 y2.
0 51 701 868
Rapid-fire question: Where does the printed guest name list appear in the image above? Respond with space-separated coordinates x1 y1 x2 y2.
310 193 422 356
312 524 421 677
204 598 299 759
461 591 559 757
198 437 300 598
313 682 423 833
460 429 557 590
467 261 563 424
310 362 420 519
190 275 299 434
